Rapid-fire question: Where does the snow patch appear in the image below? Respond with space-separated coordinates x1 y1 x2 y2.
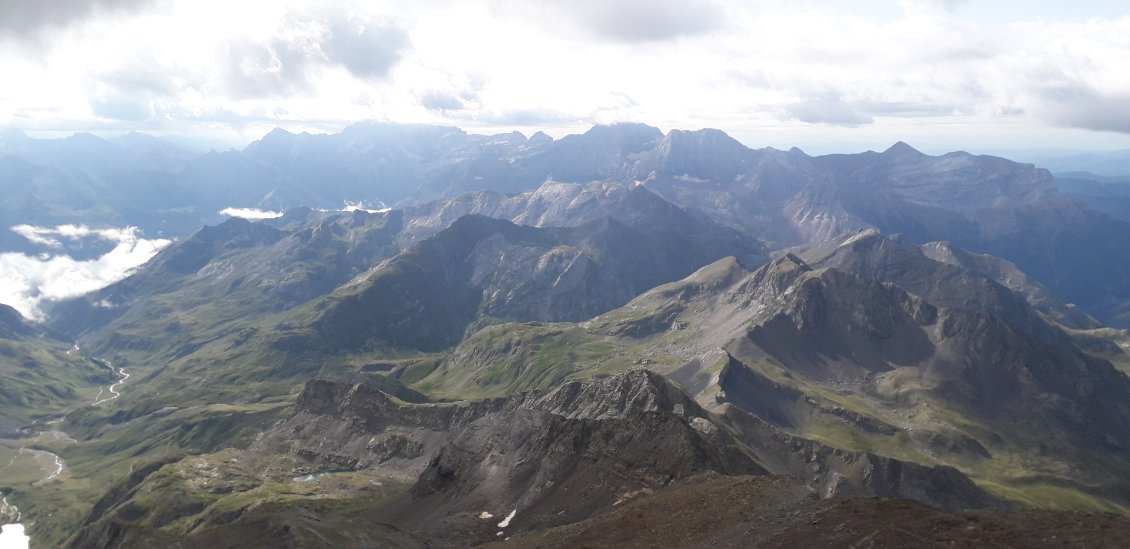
341 200 390 214
312 200 391 214
497 509 516 528
0 523 29 549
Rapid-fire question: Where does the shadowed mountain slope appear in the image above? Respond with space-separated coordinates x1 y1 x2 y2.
306 211 762 352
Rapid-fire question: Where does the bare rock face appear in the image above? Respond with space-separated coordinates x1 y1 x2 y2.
255 370 1000 547
381 371 761 544
260 370 754 478
793 228 1099 342
737 259 1130 455
398 406 761 540
531 369 704 419
254 379 525 479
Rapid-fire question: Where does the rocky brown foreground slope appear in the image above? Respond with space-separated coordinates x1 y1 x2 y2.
67 371 1003 547
495 473 1130 549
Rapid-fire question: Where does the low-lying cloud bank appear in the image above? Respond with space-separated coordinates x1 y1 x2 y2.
0 224 171 321
10 223 142 248
219 207 284 220
220 202 389 219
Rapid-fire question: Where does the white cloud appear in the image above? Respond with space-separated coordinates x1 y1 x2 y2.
493 0 726 43
11 224 143 248
0 225 171 321
322 14 409 80
220 207 284 220
778 95 875 127
1 1 1130 151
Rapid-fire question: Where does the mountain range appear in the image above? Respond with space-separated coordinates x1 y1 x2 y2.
7 122 1130 325
3 122 1130 547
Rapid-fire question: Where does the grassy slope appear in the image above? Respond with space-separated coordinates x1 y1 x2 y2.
0 338 113 426
18 297 1124 545
399 301 1130 514
16 234 1130 545
15 400 292 548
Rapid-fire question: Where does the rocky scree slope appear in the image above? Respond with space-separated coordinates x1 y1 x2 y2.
593 236 1130 507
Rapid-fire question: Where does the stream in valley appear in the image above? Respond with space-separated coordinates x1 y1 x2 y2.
91 359 129 406
1 356 129 548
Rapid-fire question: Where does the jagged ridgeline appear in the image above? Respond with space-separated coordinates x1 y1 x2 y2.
5 123 1130 547
11 123 1130 324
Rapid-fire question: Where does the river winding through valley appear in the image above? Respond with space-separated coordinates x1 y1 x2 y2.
1 355 129 548
91 360 130 406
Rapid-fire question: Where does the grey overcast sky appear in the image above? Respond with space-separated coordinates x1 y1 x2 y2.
1 0 1129 153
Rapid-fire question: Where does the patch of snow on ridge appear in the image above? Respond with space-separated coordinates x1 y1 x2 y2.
310 200 391 214
341 200 390 213
497 509 516 528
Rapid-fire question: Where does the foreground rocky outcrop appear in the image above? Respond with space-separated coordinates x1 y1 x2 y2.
260 371 1000 544
68 371 1004 547
494 473 1130 549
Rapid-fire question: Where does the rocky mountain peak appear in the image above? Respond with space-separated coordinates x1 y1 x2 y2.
582 122 664 146
662 127 750 154
762 253 814 283
726 252 814 306
534 369 705 420
244 128 301 156
883 140 924 157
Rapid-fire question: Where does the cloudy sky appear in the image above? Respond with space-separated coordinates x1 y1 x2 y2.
1 0 1129 153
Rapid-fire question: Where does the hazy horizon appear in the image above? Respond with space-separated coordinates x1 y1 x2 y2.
2 1 1129 154
5 120 1130 159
